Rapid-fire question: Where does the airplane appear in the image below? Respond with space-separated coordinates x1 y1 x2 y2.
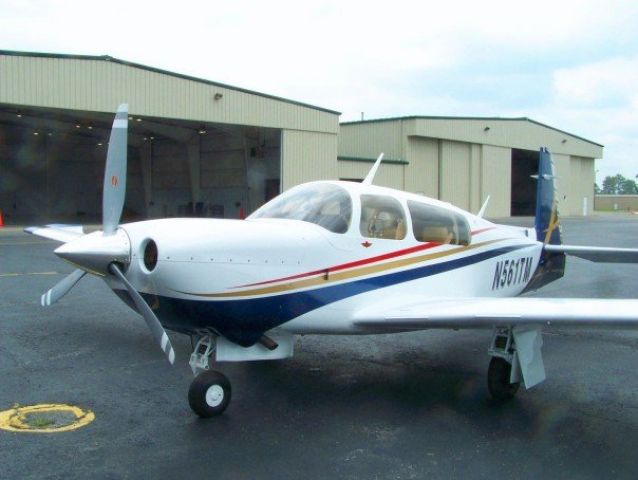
25 104 638 417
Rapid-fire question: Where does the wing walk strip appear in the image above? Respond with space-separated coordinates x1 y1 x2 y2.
182 238 518 298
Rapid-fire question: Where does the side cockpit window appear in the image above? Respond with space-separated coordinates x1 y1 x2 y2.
408 200 471 245
360 194 407 240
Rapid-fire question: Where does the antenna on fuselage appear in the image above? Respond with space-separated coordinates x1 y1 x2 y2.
362 153 384 185
477 195 491 218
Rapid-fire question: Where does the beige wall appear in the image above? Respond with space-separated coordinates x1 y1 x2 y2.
281 130 338 190
480 145 511 217
439 140 471 210
337 121 404 159
339 118 599 217
404 137 439 198
411 117 601 159
568 156 595 215
595 195 638 211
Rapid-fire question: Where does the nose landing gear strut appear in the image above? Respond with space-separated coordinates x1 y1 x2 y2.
188 335 231 417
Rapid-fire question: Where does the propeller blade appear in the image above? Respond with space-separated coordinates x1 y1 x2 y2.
108 263 175 365
41 269 86 306
103 104 129 235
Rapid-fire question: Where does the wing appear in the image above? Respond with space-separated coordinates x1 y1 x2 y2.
24 224 84 243
544 244 638 263
353 297 638 333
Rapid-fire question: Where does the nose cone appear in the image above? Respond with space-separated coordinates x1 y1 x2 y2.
55 229 131 275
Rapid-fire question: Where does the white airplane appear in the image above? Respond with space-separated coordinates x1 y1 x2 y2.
26 105 638 417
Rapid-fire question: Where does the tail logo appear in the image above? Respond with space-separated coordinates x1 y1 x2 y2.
111 175 118 187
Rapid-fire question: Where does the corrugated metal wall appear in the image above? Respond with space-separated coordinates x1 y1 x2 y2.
339 118 600 217
439 140 471 210
281 130 338 190
404 137 438 197
337 121 403 159
480 145 511 217
566 156 595 215
337 161 403 188
0 54 338 134
411 118 601 159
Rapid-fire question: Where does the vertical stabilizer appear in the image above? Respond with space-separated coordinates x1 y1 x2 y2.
534 147 562 245
524 148 565 292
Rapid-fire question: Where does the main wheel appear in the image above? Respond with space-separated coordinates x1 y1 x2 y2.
487 357 520 401
188 370 232 417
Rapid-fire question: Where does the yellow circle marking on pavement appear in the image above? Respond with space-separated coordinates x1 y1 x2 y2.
0 404 95 433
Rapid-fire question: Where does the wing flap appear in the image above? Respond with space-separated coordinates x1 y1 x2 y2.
353 297 638 332
544 244 638 263
24 224 84 243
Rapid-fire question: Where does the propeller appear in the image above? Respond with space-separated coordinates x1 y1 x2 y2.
41 269 86 306
109 264 175 364
38 103 176 365
102 104 128 235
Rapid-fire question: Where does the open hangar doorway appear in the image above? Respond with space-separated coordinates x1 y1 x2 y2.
510 148 538 216
0 104 281 224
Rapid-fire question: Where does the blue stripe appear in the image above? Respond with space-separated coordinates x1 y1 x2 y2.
145 244 529 346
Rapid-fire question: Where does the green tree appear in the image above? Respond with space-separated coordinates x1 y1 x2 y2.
620 178 638 194
601 174 638 194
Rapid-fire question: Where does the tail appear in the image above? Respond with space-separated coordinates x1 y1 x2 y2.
524 147 566 291
534 147 562 246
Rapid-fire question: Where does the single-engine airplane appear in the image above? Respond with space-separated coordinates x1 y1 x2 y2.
26 104 638 417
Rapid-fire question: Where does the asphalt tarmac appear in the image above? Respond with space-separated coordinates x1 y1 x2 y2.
1 214 638 480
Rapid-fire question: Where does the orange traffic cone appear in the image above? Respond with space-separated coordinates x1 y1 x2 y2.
0 209 4 228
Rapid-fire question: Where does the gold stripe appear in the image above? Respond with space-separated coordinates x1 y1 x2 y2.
543 205 559 245
192 239 502 298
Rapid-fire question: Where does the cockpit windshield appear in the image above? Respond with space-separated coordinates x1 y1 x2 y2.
249 183 353 234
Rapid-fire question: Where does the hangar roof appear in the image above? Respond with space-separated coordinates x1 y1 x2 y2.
342 115 602 147
0 49 339 133
340 115 603 159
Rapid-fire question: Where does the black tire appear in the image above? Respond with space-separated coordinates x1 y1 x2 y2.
487 357 520 401
188 370 232 417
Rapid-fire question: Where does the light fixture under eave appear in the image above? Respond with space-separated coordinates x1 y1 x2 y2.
136 118 143 122
198 127 207 135
484 126 490 132
214 93 223 100
16 112 22 118
562 139 567 144
87 126 93 130
33 132 39 136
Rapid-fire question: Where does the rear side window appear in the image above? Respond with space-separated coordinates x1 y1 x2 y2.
360 195 407 240
408 200 471 245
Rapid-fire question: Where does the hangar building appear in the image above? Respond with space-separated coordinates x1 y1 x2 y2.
339 117 603 217
0 50 339 222
1 50 602 222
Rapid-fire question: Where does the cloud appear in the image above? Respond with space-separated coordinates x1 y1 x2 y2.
1 0 638 179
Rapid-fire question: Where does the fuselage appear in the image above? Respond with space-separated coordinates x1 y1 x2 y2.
108 181 543 346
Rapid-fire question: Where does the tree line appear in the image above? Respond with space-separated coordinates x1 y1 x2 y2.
595 174 638 195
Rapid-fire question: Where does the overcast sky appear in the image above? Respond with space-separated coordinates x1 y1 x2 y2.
2 0 638 183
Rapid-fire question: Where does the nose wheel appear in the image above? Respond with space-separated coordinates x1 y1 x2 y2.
189 369 232 417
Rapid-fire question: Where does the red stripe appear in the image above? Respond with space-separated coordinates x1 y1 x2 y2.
239 226 496 288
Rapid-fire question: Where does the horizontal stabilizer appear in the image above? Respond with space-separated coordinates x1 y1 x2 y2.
544 244 638 263
25 225 85 243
